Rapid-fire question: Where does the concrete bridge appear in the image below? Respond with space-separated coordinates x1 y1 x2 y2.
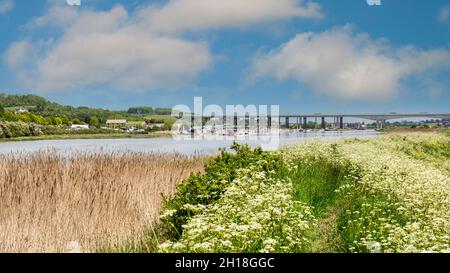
278 113 450 129
187 113 450 131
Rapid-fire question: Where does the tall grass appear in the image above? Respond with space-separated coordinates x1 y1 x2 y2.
283 134 450 253
0 151 204 253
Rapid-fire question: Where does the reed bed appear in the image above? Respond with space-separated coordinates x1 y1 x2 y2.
0 151 204 253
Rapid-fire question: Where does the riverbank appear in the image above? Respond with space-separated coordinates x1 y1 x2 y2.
0 130 382 156
1 132 448 253
155 132 449 253
382 127 449 135
0 131 172 142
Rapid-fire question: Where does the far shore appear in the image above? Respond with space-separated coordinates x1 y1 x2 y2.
1 127 447 143
0 131 173 142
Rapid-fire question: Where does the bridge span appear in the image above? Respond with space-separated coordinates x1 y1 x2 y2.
187 113 450 131
278 113 450 129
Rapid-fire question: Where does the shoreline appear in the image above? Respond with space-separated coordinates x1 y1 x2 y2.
0 129 375 143
0 132 173 142
1 128 446 143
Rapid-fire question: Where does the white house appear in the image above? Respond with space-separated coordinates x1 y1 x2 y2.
71 124 90 130
14 109 29 114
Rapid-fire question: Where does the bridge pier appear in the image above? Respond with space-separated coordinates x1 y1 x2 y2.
191 115 195 137
223 115 227 132
256 116 260 134
321 117 326 129
339 116 344 129
303 117 307 129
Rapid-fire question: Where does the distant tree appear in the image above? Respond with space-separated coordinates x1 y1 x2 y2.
154 108 172 115
146 117 165 124
51 117 63 126
29 113 47 125
72 118 83 125
17 114 32 123
0 106 4 116
128 106 154 115
61 116 71 126
2 112 18 122
89 116 100 128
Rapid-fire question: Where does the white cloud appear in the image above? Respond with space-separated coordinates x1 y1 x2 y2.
138 0 323 34
26 5 79 29
4 41 33 70
251 26 450 101
5 5 212 92
0 0 14 14
438 6 450 22
5 0 323 93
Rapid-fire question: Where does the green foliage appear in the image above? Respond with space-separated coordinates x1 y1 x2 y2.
288 157 354 214
0 121 43 138
145 116 178 131
154 108 172 115
0 110 69 126
89 116 100 128
160 143 283 240
336 194 409 253
160 164 316 253
72 118 84 125
128 106 154 115
0 93 173 127
0 94 51 109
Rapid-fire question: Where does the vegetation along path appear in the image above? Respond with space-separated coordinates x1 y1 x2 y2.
153 131 449 253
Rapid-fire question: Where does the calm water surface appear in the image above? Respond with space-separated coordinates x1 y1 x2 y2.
0 130 381 156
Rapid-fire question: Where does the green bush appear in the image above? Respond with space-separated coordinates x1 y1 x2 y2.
0 121 43 138
160 143 283 240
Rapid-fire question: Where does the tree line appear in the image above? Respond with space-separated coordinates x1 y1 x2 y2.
0 93 173 127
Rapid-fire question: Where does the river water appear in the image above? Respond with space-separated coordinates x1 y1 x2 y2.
0 130 381 156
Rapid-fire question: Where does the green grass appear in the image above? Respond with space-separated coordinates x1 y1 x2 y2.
110 133 450 253
287 160 351 214
279 149 357 252
335 193 409 253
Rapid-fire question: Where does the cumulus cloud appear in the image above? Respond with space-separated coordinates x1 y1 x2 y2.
26 5 79 29
4 41 33 70
4 0 322 92
5 5 211 92
0 0 14 14
251 26 450 101
138 0 323 34
438 6 450 22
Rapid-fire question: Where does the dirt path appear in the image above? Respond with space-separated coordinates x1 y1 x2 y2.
311 204 346 253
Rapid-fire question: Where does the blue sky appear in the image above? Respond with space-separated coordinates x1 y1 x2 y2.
0 0 449 114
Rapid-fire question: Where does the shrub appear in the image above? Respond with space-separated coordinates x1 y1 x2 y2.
160 165 316 253
0 121 43 138
160 143 283 240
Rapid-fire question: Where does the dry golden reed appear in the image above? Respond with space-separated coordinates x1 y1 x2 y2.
0 151 204 253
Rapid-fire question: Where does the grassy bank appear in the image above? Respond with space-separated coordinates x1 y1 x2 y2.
1 131 448 253
154 132 449 253
0 131 172 142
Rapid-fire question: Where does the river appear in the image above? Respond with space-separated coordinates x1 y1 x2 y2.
0 130 381 156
